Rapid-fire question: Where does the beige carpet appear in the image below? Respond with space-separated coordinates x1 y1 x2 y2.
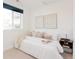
3 48 72 59
4 48 37 59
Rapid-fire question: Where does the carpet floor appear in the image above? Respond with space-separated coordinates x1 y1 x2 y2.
3 48 73 59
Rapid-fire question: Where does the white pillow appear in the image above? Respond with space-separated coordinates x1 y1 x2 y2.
51 34 58 41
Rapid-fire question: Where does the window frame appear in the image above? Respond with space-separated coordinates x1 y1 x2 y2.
3 3 23 30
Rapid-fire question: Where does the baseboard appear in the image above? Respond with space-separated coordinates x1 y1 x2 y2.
3 47 13 52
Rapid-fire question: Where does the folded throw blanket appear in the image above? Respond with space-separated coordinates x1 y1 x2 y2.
14 36 25 48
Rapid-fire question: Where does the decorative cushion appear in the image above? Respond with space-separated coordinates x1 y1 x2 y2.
43 32 52 40
35 32 43 38
26 31 57 41
26 32 32 36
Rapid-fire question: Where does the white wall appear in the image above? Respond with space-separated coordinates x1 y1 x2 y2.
3 0 31 51
30 0 74 40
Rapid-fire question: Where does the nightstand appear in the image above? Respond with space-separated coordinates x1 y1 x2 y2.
59 38 73 53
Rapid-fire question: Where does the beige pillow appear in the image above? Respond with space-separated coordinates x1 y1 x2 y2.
43 33 52 40
36 32 43 38
26 32 32 36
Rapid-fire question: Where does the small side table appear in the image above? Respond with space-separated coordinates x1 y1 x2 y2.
59 38 73 53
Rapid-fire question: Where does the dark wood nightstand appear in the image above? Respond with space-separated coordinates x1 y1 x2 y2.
59 38 73 53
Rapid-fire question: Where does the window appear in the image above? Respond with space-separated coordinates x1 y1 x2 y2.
13 11 22 29
3 8 12 29
3 3 23 30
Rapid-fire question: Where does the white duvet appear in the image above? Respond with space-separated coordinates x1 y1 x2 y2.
16 36 63 59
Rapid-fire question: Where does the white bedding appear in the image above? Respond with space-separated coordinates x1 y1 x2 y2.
16 36 63 59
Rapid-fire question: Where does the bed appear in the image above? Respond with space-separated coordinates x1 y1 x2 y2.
15 36 63 59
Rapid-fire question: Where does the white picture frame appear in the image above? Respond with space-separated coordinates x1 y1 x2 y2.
35 13 57 29
44 13 57 29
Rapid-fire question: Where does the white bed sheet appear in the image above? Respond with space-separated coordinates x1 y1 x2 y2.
19 37 63 59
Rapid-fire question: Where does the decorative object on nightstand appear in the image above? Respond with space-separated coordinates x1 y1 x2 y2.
59 38 73 53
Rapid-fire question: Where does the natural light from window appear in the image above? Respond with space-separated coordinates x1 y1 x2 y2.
3 8 23 30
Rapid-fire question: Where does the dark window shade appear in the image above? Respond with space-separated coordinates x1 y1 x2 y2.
3 3 23 13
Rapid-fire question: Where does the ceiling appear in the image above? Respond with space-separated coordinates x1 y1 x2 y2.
21 0 60 9
4 0 61 9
